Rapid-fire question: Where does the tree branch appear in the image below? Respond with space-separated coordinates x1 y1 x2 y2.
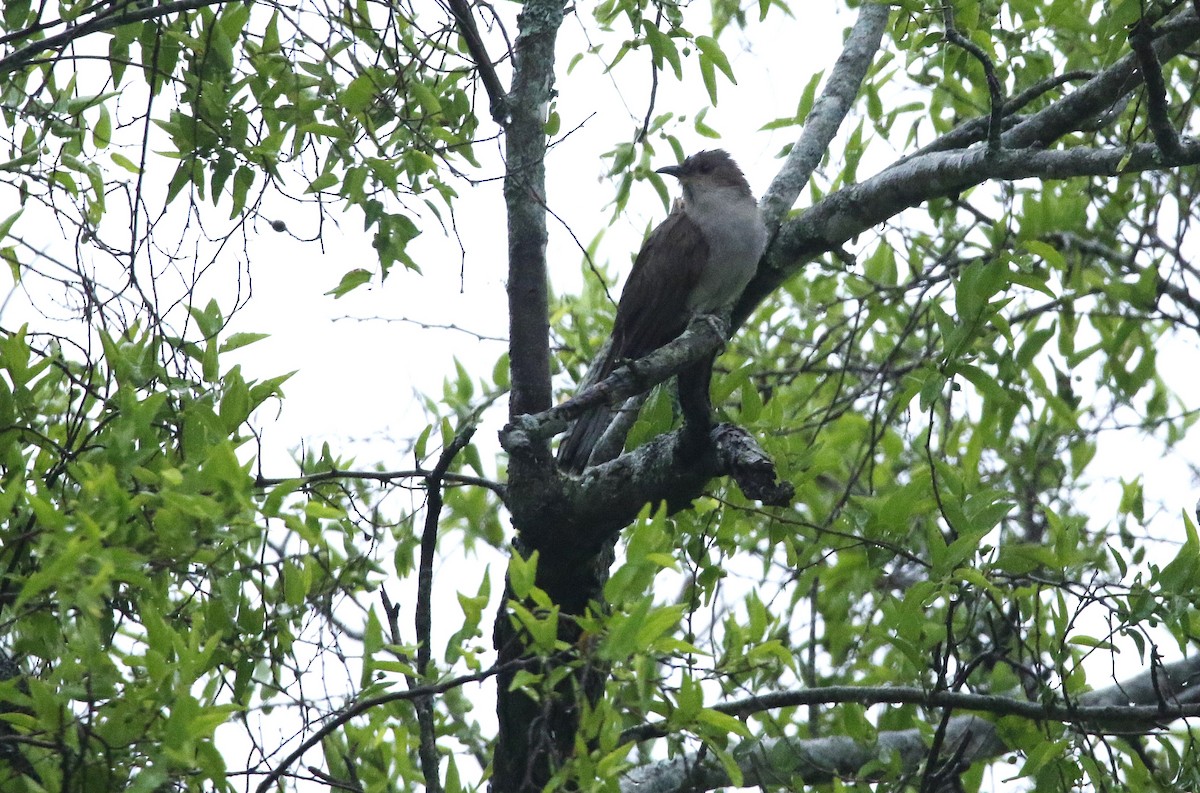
1129 16 1184 158
499 315 728 450
941 4 1005 152
253 468 505 499
620 654 1200 793
495 3 570 789
1003 5 1199 149
738 7 1200 328
504 0 566 427
413 424 476 793
758 2 890 235
253 658 541 793
621 715 1004 793
736 138 1200 328
0 0 226 77
894 70 1095 169
757 4 1200 324
446 0 509 125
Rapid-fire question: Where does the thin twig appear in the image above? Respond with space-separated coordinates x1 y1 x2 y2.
637 4 664 142
942 5 1005 152
1129 16 1184 157
252 657 540 793
413 423 477 793
253 467 505 500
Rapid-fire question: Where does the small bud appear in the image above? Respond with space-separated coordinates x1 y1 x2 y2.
270 219 287 233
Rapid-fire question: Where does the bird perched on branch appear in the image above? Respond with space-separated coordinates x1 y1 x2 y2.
557 149 767 472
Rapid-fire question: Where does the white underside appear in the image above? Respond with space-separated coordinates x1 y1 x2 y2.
683 185 768 313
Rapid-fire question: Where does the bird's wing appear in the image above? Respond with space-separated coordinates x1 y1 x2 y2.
558 205 708 472
608 204 709 366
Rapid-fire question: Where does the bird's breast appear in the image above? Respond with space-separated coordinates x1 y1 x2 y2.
685 196 767 313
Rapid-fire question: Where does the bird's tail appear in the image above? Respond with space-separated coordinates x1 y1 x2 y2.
556 403 616 473
557 349 717 473
557 339 622 472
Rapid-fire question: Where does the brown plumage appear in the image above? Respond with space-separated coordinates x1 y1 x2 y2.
558 150 767 472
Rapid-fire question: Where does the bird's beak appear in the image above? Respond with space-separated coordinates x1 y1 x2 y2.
655 163 685 178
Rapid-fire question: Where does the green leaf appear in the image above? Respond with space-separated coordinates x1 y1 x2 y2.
410 81 443 115
698 55 719 104
324 268 372 298
65 91 120 115
93 105 112 149
341 74 379 113
601 597 653 660
1160 510 1200 592
508 551 538 600
189 298 224 339
230 166 254 217
695 707 752 738
694 107 720 139
0 209 21 241
219 332 269 353
642 21 682 78
306 171 339 193
695 36 735 82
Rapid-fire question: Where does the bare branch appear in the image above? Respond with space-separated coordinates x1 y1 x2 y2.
1130 16 1185 157
758 2 890 234
253 468 506 500
446 0 509 124
620 654 1200 793
941 4 1005 152
500 314 727 450
414 424 477 793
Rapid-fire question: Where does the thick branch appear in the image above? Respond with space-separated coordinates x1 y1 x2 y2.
503 419 792 571
496 5 569 787
736 138 1200 327
735 5 1200 327
1130 17 1184 157
621 654 1200 792
499 315 727 451
446 0 509 125
758 2 889 234
505 0 566 426
621 715 1003 793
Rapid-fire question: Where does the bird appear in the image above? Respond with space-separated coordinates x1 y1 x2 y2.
557 149 767 472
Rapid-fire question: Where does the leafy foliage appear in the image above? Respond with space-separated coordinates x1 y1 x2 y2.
3 0 1200 791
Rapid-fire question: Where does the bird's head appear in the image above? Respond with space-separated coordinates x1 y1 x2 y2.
655 149 753 200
